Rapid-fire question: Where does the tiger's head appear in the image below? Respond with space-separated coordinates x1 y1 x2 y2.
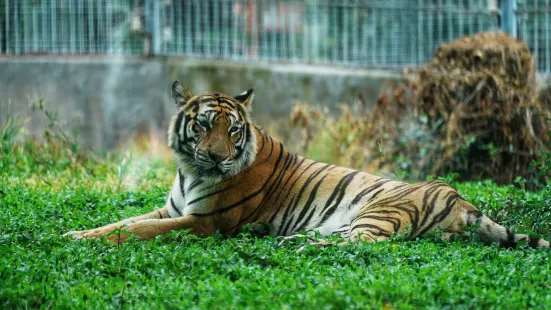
168 81 257 180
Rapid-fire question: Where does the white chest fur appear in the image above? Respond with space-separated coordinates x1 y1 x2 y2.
167 171 219 217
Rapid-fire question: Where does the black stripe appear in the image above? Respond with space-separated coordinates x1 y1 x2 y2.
157 210 163 219
188 179 203 192
416 193 459 237
319 171 360 223
170 197 183 216
243 152 295 223
360 215 401 232
266 155 303 212
200 97 217 103
294 175 329 231
350 223 392 238
178 170 186 197
414 184 449 232
187 187 231 205
264 157 307 225
270 159 315 232
279 163 333 235
174 111 184 141
350 179 391 205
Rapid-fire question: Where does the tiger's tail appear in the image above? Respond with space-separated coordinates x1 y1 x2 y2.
462 204 550 249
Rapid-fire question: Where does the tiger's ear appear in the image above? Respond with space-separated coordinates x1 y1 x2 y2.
234 89 254 108
171 80 193 106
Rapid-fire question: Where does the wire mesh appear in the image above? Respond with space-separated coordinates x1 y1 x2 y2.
1 0 148 55
0 0 548 74
517 0 551 74
158 0 500 68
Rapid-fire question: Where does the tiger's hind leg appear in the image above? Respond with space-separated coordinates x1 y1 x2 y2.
345 180 550 248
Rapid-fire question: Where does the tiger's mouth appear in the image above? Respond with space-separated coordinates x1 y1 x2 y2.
194 162 230 178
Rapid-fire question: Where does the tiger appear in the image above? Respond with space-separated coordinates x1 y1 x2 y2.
64 80 550 249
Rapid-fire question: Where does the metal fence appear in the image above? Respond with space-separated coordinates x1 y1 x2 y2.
516 0 551 73
1 0 550 73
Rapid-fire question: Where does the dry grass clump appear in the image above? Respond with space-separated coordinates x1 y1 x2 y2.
293 32 551 184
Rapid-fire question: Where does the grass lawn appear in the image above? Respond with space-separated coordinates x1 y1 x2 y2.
2 140 551 309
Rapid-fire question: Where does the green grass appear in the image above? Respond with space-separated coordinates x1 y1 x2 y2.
2 135 551 309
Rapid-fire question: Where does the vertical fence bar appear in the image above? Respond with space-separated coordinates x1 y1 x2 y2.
52 0 56 52
446 0 452 42
0 0 2 53
535 0 539 72
363 4 368 66
458 0 464 37
500 0 517 36
32 0 38 53
332 1 337 63
356 3 360 64
547 0 550 73
23 0 27 54
343 2 349 64
176 0 182 54
270 1 276 60
69 0 75 54
168 0 174 54
78 0 83 53
222 2 231 59
417 0 423 65
203 0 210 56
41 0 46 52
194 0 202 56
259 0 266 60
282 0 289 62
249 0 256 60
231 0 238 59
427 1 434 64
241 0 248 60
14 0 19 54
39 1 46 52
152 0 161 55
302 1 308 62
60 0 65 53
0 0 4 53
106 0 112 53
185 0 192 55
5 0 9 54
467 0 474 34
213 0 219 57
98 0 103 53
88 0 94 53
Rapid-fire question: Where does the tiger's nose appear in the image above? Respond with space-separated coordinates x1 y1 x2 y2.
208 152 226 163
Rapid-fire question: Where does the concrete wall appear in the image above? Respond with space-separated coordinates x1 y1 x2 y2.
0 56 401 150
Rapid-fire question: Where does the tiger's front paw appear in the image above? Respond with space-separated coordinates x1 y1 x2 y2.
62 230 92 240
63 226 121 241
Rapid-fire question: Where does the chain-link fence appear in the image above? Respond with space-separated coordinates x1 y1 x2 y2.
517 0 551 73
0 1 549 73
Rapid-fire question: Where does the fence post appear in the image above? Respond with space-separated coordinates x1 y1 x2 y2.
152 0 161 55
500 0 517 37
144 0 161 56
0 0 3 54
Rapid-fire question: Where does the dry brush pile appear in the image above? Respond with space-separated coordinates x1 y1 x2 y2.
292 32 551 184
